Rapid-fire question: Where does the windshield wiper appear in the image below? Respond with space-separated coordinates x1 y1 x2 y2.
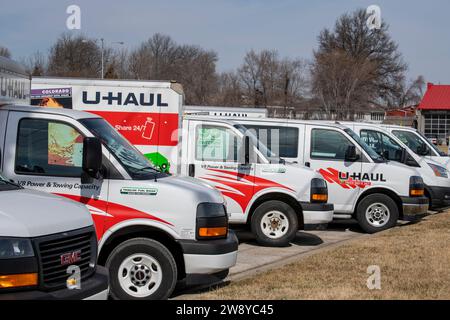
136 166 160 173
0 179 23 189
135 166 160 182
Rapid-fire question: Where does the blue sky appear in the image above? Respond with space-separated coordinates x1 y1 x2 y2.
1 0 449 83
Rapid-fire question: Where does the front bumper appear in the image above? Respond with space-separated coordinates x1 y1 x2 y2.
177 231 238 275
401 196 429 217
426 185 450 208
300 202 334 225
0 266 109 300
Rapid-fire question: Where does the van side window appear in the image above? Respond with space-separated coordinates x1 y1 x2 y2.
361 130 403 162
195 125 241 162
392 130 431 156
243 125 299 158
360 130 383 155
15 119 84 177
311 129 353 160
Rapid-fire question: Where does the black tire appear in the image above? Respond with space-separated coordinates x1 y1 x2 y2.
356 193 399 234
106 238 177 300
251 200 298 247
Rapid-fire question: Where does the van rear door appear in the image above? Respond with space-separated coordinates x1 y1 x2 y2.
304 125 362 213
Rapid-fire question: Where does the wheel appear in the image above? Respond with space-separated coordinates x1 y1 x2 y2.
106 238 177 300
356 194 399 233
251 200 298 247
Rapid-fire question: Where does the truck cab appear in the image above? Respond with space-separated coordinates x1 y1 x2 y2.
181 116 334 246
0 104 238 300
226 118 429 233
343 122 450 208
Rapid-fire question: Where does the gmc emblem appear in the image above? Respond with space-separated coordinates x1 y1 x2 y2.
60 250 82 266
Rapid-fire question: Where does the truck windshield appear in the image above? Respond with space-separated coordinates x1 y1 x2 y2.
415 130 447 156
344 128 385 162
80 118 168 180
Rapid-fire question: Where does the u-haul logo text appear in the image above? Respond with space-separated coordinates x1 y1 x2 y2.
319 168 386 189
82 91 168 107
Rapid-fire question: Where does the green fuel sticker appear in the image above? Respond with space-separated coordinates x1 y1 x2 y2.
120 187 158 196
262 167 286 173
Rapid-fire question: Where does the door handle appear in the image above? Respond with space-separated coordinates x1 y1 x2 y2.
188 164 195 177
305 162 310 167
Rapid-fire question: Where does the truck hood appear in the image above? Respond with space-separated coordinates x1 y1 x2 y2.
0 189 93 238
386 160 422 176
160 175 224 204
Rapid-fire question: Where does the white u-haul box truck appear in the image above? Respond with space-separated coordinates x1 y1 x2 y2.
220 118 429 233
0 57 109 300
338 122 450 209
31 77 333 247
2 74 238 301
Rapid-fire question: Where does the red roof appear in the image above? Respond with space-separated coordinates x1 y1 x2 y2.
386 105 417 117
419 83 450 110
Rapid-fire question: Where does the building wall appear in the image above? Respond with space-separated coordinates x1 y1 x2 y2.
419 110 450 140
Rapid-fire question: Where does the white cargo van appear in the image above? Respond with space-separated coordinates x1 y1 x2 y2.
0 57 109 300
31 77 333 247
2 66 238 300
338 122 450 209
381 124 450 171
225 118 429 233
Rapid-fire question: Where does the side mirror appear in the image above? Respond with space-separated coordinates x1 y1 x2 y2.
82 137 103 179
383 150 390 160
416 144 429 156
400 148 408 163
345 145 359 162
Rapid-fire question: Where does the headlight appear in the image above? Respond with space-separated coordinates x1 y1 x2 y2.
410 176 425 197
0 238 34 259
428 163 449 178
311 178 328 203
196 203 228 240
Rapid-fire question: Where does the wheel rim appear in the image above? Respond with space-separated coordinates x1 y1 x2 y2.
260 210 289 239
365 202 390 228
118 253 163 298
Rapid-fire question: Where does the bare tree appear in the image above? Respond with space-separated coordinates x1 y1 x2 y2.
238 50 266 106
384 75 426 108
129 33 178 79
128 34 219 105
0 46 11 58
237 49 307 110
311 9 408 118
278 58 308 116
47 33 108 78
215 71 244 106
312 49 377 119
21 51 47 76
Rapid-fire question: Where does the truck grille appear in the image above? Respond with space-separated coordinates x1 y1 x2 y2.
34 226 97 289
